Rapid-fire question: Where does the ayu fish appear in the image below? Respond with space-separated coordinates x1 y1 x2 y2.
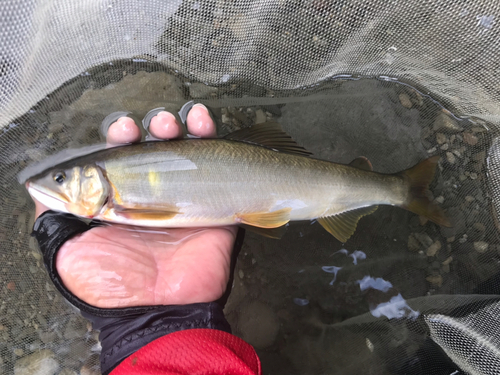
26 122 451 242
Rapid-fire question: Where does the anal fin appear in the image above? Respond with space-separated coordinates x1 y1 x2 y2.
318 206 378 243
236 207 292 228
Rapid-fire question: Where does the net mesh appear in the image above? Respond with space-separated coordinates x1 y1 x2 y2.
1 0 500 374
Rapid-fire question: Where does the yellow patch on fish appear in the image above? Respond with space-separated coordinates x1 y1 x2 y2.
148 170 161 187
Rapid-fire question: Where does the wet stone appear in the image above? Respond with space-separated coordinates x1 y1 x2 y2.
436 133 447 145
469 172 478 180
413 233 433 248
14 350 59 375
399 93 413 108
465 196 475 202
463 132 478 146
426 274 443 287
441 208 465 238
474 241 489 254
408 234 421 252
433 112 463 132
434 196 444 204
188 82 218 99
446 152 456 164
255 109 266 124
440 143 449 150
426 241 441 257
238 300 279 349
473 223 485 232
63 316 87 340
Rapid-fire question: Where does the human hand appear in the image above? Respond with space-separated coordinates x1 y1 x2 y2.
30 105 238 308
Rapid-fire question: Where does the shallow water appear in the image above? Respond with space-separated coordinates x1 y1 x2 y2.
1 60 499 374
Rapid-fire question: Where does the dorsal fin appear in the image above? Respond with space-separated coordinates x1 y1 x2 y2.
349 156 373 171
224 122 312 156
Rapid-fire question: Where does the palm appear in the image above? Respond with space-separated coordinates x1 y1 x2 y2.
56 224 237 308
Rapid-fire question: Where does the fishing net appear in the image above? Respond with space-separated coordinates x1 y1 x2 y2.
1 0 500 374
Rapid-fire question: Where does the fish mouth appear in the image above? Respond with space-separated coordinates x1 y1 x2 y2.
26 181 70 213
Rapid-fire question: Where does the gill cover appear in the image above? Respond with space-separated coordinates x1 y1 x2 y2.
30 165 109 218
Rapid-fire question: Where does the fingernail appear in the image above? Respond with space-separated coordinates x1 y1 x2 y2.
192 103 208 111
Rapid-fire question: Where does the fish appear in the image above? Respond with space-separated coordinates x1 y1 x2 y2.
26 122 451 242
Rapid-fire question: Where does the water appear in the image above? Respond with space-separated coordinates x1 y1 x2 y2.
0 60 499 374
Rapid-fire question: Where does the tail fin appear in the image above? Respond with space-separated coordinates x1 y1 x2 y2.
400 156 452 227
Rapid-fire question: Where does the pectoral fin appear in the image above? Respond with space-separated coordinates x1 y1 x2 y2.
318 206 378 242
114 204 180 221
236 207 292 228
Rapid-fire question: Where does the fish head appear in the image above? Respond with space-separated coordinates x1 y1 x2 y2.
26 164 109 218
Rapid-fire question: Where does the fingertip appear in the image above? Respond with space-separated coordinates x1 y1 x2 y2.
186 104 217 138
149 111 182 139
106 117 142 146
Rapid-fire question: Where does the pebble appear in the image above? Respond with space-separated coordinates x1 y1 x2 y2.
189 82 218 99
413 232 434 248
254 109 266 124
469 172 478 180
433 112 463 132
446 152 456 164
463 132 478 146
238 300 279 349
474 241 489 253
426 274 443 287
426 241 441 257
458 234 468 244
63 316 87 340
440 143 449 150
419 216 428 226
447 237 455 243
442 256 453 266
427 147 437 154
407 234 421 252
221 113 231 125
399 93 413 108
440 208 465 238
238 270 245 279
473 223 485 232
436 133 447 144
14 349 59 375
14 348 24 356
465 196 475 202
434 196 444 204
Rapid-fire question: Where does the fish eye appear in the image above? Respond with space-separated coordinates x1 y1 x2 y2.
53 172 66 184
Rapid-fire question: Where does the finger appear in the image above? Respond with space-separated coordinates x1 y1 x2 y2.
106 117 142 146
149 111 183 139
186 104 217 138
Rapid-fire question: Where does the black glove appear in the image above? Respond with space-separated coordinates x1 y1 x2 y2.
32 211 244 374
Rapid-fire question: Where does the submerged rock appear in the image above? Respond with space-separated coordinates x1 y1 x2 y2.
14 350 59 375
238 300 279 349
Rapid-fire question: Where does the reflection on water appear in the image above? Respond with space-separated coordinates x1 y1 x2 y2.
0 61 499 374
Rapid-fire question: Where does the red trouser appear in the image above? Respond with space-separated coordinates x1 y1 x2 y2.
111 329 261 375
